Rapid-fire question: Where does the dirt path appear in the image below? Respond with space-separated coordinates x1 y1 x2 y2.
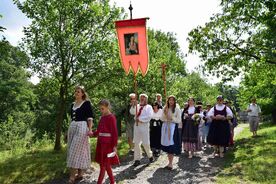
47 124 246 184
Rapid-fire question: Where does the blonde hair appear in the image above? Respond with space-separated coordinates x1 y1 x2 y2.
75 85 89 101
98 99 112 110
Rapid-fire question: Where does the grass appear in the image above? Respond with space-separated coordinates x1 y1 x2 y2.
216 122 276 184
0 137 129 184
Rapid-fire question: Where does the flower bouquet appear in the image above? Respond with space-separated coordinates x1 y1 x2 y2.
192 113 201 125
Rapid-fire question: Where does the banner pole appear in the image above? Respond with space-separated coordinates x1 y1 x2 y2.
129 2 133 20
134 73 139 126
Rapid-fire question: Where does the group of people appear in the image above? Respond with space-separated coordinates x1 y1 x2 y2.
125 93 238 171
66 85 261 184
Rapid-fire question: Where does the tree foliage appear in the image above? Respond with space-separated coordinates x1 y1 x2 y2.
14 0 124 150
0 39 36 150
168 72 219 106
188 0 276 80
238 62 276 122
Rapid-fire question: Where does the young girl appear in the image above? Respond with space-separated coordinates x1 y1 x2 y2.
91 99 119 184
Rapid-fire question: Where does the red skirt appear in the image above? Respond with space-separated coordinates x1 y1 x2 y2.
95 141 120 165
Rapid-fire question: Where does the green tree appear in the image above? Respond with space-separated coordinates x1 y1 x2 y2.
238 62 276 123
137 30 187 101
14 0 124 150
0 39 36 150
188 0 276 80
0 39 35 121
168 72 219 106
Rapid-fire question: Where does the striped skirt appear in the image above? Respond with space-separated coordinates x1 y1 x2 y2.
67 121 91 169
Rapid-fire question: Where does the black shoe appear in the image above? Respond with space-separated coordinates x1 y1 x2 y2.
149 157 154 163
128 150 134 155
133 160 140 167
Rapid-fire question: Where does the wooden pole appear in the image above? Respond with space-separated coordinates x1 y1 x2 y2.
134 73 139 126
161 63 167 100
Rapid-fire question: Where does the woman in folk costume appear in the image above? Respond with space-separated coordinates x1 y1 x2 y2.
207 95 233 158
130 94 154 166
182 97 202 158
92 99 119 184
150 101 163 157
161 95 182 170
67 86 95 184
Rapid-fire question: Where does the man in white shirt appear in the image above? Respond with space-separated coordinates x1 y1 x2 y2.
246 98 261 137
130 94 154 166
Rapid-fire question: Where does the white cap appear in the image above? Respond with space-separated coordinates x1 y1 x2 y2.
129 93 136 98
156 93 162 97
139 93 148 99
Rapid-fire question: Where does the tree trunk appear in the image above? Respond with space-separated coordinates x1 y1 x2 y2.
54 85 66 151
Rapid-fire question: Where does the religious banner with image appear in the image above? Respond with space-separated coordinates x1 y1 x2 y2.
115 18 149 76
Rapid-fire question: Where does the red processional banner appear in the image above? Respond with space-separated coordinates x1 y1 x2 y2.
115 18 149 76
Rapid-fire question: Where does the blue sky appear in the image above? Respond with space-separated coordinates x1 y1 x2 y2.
0 0 31 45
0 0 240 85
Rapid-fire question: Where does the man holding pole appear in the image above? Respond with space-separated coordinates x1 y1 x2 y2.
130 93 154 166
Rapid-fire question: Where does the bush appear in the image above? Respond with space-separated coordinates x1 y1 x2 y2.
0 115 35 151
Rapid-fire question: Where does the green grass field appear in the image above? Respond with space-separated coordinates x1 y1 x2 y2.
216 122 276 184
0 137 129 184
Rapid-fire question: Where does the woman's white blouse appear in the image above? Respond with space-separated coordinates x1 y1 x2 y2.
151 109 163 120
161 107 181 124
207 104 233 118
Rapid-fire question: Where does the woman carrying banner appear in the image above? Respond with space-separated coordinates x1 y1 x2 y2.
67 86 95 184
161 95 182 170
